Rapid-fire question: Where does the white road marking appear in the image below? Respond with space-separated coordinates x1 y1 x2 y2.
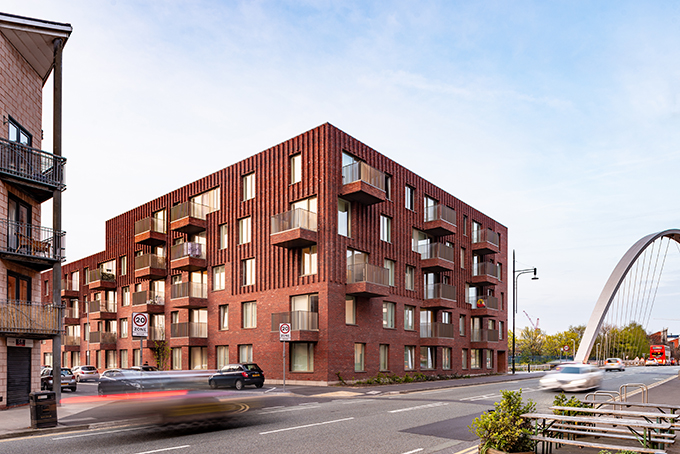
62 417 96 422
259 417 354 435
389 402 449 413
53 426 146 440
460 388 539 401
401 449 424 454
339 399 374 404
259 405 321 414
134 446 190 454
453 445 479 454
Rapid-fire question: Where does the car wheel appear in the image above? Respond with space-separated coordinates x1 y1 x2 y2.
70 387 77 392
234 380 243 390
209 380 218 389
255 383 263 389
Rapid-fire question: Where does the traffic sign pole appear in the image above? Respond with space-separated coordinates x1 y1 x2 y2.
279 323 291 392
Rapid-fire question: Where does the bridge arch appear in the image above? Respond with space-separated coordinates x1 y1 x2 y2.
575 229 680 363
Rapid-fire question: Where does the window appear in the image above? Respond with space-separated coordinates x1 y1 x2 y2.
84 267 90 284
354 343 365 372
172 348 182 370
120 256 127 276
291 153 302 184
191 347 208 370
459 314 466 336
380 215 392 242
239 344 253 363
385 175 392 200
405 185 415 210
463 215 468 236
412 228 431 253
382 302 395 329
216 346 229 368
122 287 130 306
486 349 494 369
301 246 317 275
499 321 504 340
120 349 128 369
462 349 468 369
472 221 482 242
192 187 221 213
8 117 32 146
120 318 128 338
291 293 318 312
291 342 314 372
443 347 452 370
242 172 255 201
460 247 466 269
291 195 318 214
404 346 416 370
242 258 255 286
219 305 228 330
220 224 228 249
420 346 435 369
106 350 117 369
384 259 395 286
242 302 257 328
345 296 356 325
338 198 351 237
239 217 251 244
405 266 415 291
212 265 225 291
44 280 49 296
471 349 481 369
442 312 452 324
380 344 389 371
404 305 415 330
71 271 79 290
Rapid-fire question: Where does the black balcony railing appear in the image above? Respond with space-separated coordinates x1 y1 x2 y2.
0 219 65 261
271 208 318 234
0 300 62 336
420 322 455 338
0 138 66 190
271 311 319 331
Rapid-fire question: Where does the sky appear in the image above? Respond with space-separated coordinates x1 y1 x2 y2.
4 0 680 336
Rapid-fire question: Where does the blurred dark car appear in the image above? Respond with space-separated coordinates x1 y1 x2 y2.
72 365 100 382
41 367 77 392
208 363 265 390
130 365 159 371
98 368 162 395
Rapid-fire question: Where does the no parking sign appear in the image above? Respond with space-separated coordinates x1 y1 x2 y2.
132 312 149 337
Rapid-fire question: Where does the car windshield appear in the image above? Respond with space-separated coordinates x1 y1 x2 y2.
558 366 583 374
606 359 618 363
243 364 261 371
82 366 96 371
61 369 72 376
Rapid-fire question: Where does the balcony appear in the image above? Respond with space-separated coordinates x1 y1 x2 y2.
132 290 166 314
470 295 500 317
0 300 61 338
88 268 116 291
423 283 457 309
170 322 208 346
134 216 166 246
0 219 65 271
170 201 208 235
134 253 166 279
472 229 501 255
61 278 79 298
471 328 500 343
64 306 80 324
148 326 166 341
62 335 80 350
423 205 457 236
169 282 208 309
270 208 318 248
420 322 455 339
471 262 501 285
419 243 455 272
88 300 117 320
346 263 390 298
89 331 117 346
0 138 66 203
271 311 319 342
170 242 206 272
339 161 387 205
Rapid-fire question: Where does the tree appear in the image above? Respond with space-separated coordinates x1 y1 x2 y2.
149 340 171 370
517 326 544 358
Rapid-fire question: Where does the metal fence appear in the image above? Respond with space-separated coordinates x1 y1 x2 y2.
270 311 319 331
0 138 66 190
0 300 62 335
341 161 386 191
424 283 457 300
346 263 390 286
0 219 65 261
271 208 318 234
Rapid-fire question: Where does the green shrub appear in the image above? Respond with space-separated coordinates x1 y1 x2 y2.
552 393 592 416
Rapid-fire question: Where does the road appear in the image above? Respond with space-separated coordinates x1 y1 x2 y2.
3 366 677 454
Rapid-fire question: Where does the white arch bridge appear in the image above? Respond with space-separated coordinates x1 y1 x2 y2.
575 229 680 363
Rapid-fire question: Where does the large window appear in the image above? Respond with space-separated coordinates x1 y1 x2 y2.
122 286 130 306
382 302 395 329
420 346 435 370
442 347 452 370
459 314 466 336
301 246 317 275
172 348 182 370
380 215 392 243
384 259 395 286
291 342 314 372
120 318 128 338
120 350 128 369
216 346 229 368
338 198 351 237
219 305 228 330
213 265 225 291
291 293 318 312
243 258 255 286
380 345 389 371
239 217 252 244
290 153 302 184
120 256 127 276
242 302 257 328
405 185 415 210
405 266 415 291
242 173 255 201
471 349 482 369
345 296 356 325
486 349 494 369
404 305 415 330
190 347 208 370
354 343 365 372
404 346 416 370
239 344 253 363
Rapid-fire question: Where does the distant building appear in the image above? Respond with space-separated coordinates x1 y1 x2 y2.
0 12 71 407
42 123 508 384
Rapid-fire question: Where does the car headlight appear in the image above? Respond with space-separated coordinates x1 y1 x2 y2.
571 379 587 385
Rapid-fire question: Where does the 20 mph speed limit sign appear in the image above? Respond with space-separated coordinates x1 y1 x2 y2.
132 313 149 337
279 323 291 342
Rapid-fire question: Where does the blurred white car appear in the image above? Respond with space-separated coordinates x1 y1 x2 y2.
604 358 625 372
72 365 100 382
645 358 659 366
540 363 603 392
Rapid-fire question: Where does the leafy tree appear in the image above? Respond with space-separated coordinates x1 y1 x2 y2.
150 340 171 370
517 326 544 357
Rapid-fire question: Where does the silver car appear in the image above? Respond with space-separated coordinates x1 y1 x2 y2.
539 363 603 392
72 365 100 382
604 358 625 372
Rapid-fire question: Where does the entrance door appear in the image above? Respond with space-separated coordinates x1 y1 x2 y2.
8 196 31 252
7 347 31 406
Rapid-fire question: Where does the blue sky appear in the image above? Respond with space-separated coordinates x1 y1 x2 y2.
6 1 680 335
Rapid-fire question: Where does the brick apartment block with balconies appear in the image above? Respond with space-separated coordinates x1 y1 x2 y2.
42 123 508 385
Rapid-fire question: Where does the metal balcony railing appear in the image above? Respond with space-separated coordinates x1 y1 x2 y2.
148 326 165 341
424 204 456 225
132 290 165 306
472 262 501 280
420 322 455 339
134 253 165 270
270 208 318 234
61 278 79 292
271 311 319 332
419 243 455 262
471 328 499 342
341 161 386 191
171 282 207 299
134 216 166 235
89 268 115 283
0 219 65 261
64 306 80 318
472 229 500 247
346 263 390 286
0 138 66 190
469 295 499 310
170 322 207 338
170 242 205 261
170 201 209 222
424 283 457 301
89 331 117 344
0 300 62 335
88 300 116 313
62 335 80 346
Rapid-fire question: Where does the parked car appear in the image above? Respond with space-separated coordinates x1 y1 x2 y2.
208 363 265 390
603 358 625 372
539 363 603 392
645 358 659 366
40 367 77 392
98 368 162 395
72 365 100 382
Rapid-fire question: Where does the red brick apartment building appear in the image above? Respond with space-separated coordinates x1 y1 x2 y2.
42 123 508 385
0 12 71 407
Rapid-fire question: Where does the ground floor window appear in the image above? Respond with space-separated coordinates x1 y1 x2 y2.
120 349 128 369
420 346 435 370
404 346 416 370
379 344 389 371
239 344 253 363
354 343 365 372
291 342 314 372
43 352 52 367
71 351 80 368
462 349 468 369
486 349 494 369
442 347 451 370
191 346 208 369
106 350 117 369
217 345 229 368
172 347 182 370
133 348 141 367
471 349 482 369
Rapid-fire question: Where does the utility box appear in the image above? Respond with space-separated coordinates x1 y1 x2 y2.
29 391 57 429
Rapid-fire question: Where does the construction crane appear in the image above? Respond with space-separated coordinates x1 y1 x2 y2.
523 310 540 331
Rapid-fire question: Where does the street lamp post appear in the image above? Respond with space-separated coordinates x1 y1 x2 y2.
572 339 576 361
512 250 538 374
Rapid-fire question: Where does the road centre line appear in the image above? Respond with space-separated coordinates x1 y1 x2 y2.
259 405 321 414
53 426 148 440
452 445 480 454
460 388 538 401
134 446 190 454
389 402 448 413
259 417 354 435
401 449 424 454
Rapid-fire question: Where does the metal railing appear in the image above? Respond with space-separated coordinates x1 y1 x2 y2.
472 262 501 280
134 216 166 235
0 219 65 261
271 208 318 234
132 290 165 306
469 295 499 310
170 201 209 222
0 138 66 190
472 229 500 247
170 322 207 338
424 283 457 300
419 243 455 262
61 278 79 292
64 306 80 318
89 331 117 344
471 328 499 342
0 300 62 335
420 322 455 338
62 335 80 346
134 253 166 270
148 326 165 341
170 242 205 261
88 300 116 313
341 161 386 191
89 268 115 283
346 263 390 286
271 311 319 331
424 204 456 225
171 282 207 299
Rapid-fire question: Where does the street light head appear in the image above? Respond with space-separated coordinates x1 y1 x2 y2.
531 276 539 280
